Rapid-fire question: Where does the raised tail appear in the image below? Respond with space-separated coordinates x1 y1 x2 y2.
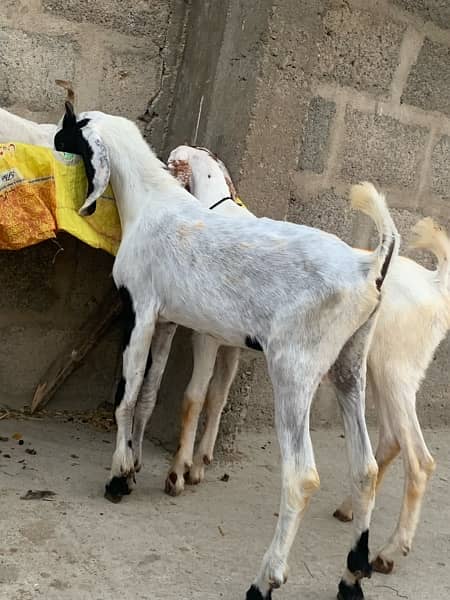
412 217 450 293
350 182 400 291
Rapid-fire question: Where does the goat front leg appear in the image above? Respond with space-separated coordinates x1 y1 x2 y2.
165 333 220 496
131 321 177 476
247 357 320 599
105 305 157 503
329 317 378 600
188 345 240 485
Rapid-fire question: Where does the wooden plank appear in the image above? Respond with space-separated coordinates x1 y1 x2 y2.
31 285 123 413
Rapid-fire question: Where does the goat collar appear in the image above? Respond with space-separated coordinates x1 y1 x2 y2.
208 195 246 210
208 196 233 210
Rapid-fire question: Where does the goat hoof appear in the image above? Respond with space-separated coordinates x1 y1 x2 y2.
333 509 353 523
372 555 394 574
246 584 272 599
164 472 184 496
186 462 206 486
337 579 364 600
126 472 137 490
104 475 131 503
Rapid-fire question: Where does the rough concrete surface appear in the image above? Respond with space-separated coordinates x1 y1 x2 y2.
0 28 79 111
298 97 336 174
339 109 428 189
431 135 450 199
402 38 450 117
316 5 405 96
0 418 449 599
393 0 450 30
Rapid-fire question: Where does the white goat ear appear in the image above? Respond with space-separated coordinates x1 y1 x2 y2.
54 106 110 217
77 123 110 216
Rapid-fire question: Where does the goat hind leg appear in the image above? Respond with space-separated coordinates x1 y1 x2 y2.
131 321 177 474
330 317 378 600
248 361 320 599
165 333 219 496
334 395 400 524
373 394 435 574
188 345 240 485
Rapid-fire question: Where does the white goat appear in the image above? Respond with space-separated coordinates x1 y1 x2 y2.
160 146 450 575
0 83 73 147
54 102 399 600
0 107 56 147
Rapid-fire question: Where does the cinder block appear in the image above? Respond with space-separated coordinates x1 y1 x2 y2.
431 136 450 200
393 0 450 32
287 188 355 245
298 96 336 174
402 39 450 116
0 28 78 111
316 6 405 96
0 242 59 313
339 108 428 188
100 46 162 120
42 0 170 41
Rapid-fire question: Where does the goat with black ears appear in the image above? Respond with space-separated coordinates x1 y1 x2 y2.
54 100 399 600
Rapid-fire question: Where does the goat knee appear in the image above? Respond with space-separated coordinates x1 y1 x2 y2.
285 467 320 511
422 455 436 478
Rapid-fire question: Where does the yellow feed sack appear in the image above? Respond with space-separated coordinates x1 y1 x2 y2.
0 142 121 254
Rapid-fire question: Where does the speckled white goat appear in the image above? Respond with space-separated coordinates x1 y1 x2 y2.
54 101 399 600
166 147 450 577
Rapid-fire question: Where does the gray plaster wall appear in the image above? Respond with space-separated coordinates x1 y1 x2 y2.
0 1 449 448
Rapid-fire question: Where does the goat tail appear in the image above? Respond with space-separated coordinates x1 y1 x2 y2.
412 217 450 292
350 181 400 291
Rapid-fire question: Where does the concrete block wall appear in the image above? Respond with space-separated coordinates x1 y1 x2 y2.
213 0 450 436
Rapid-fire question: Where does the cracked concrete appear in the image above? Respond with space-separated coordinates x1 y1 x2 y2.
0 417 448 599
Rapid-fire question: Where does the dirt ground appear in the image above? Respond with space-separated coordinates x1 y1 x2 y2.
0 417 448 600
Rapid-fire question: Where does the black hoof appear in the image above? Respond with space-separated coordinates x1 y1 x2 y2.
104 476 131 503
246 585 272 599
337 579 364 600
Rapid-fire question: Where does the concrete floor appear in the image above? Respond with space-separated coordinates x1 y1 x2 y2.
0 417 448 600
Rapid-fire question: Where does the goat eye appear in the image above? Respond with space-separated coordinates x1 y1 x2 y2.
208 174 211 179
